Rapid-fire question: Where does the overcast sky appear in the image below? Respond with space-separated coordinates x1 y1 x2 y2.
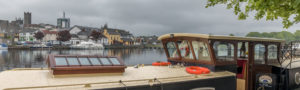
0 0 299 36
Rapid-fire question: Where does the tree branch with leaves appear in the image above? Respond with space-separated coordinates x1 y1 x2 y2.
206 0 300 28
90 30 103 43
56 30 71 42
34 31 44 41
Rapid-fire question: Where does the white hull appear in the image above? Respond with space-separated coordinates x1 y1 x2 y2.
70 41 104 49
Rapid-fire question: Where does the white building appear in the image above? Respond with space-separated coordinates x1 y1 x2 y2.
41 30 58 42
18 29 38 42
69 25 109 45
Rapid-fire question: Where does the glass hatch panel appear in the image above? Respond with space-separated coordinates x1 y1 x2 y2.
55 57 68 66
78 57 91 65
99 58 112 65
89 58 102 65
109 58 121 65
67 57 80 65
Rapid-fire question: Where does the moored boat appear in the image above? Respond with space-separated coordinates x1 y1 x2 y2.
70 41 104 49
0 43 8 50
2 33 300 90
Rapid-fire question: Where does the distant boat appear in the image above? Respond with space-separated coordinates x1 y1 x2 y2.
0 43 8 50
30 44 52 48
70 41 104 49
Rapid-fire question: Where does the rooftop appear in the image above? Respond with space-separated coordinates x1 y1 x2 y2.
158 33 285 42
42 30 57 34
19 29 37 33
121 38 134 42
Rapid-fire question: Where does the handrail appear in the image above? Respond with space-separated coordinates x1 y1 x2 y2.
3 75 195 90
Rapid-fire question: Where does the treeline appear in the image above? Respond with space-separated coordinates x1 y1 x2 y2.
245 30 300 42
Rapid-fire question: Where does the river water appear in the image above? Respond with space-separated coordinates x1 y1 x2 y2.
0 49 167 72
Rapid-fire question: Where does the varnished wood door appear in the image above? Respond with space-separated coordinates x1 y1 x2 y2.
246 42 272 90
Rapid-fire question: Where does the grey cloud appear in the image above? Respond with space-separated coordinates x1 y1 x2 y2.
0 0 298 36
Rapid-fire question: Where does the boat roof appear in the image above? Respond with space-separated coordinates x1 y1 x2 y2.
0 66 235 90
158 33 284 42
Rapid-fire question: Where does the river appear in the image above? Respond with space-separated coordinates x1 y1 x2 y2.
0 49 167 72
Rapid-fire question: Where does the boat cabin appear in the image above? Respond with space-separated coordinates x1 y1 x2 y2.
158 33 284 90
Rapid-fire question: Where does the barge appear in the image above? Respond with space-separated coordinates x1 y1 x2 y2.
1 33 300 90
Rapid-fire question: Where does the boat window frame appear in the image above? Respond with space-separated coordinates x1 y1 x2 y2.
210 40 237 65
164 41 181 59
190 40 212 61
162 37 214 65
267 44 280 65
176 40 195 60
254 43 267 65
252 42 281 65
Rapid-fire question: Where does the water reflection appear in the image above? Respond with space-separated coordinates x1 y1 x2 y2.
0 49 166 72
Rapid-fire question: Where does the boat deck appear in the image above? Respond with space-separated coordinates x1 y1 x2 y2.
274 58 300 69
0 66 235 90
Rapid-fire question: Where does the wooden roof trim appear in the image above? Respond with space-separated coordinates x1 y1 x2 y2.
158 33 284 42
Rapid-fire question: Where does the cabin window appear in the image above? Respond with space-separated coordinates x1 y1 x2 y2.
268 44 278 65
254 44 266 64
238 42 248 58
192 41 211 61
166 42 179 58
177 40 193 59
213 41 234 61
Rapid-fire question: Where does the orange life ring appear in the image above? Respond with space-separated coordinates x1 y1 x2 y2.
152 62 171 66
185 66 210 74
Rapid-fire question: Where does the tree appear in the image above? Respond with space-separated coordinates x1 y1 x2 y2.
206 0 300 28
272 31 294 42
245 31 295 42
229 33 234 36
246 32 261 37
294 30 300 40
90 30 103 42
56 30 71 42
34 31 44 41
261 32 271 38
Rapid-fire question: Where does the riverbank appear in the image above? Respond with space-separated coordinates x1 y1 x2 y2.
0 49 167 72
7 44 163 50
104 44 162 49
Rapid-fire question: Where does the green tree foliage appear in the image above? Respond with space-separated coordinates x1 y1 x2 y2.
229 33 234 36
275 31 295 42
245 31 299 42
246 32 261 37
206 0 300 28
294 30 300 40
